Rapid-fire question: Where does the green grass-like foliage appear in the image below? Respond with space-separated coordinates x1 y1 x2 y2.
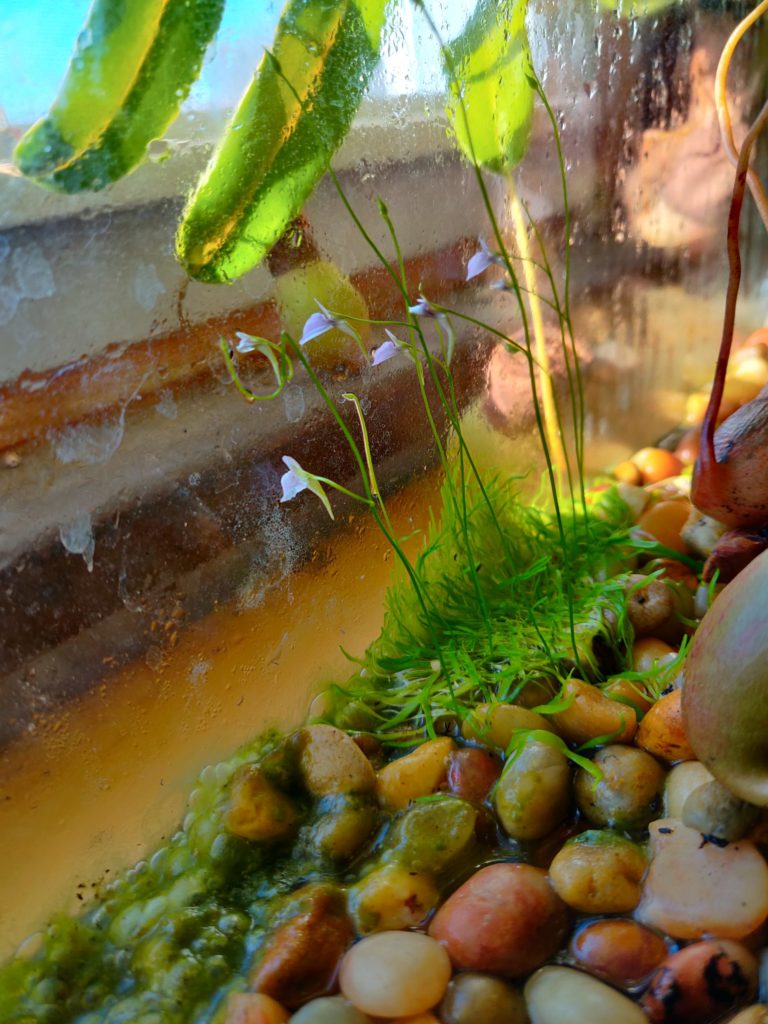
324 477 638 745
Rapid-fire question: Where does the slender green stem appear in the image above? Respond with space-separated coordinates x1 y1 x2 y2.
328 166 408 301
316 476 375 505
524 210 581 512
378 199 495 650
414 0 582 670
219 338 292 403
341 393 383 504
507 179 566 477
285 334 447 668
534 80 587 519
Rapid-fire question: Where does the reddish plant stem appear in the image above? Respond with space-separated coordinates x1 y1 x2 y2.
698 98 768 492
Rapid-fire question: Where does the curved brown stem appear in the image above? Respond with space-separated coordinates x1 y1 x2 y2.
715 0 768 233
697 97 768 501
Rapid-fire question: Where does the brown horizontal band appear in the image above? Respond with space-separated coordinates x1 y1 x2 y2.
0 240 474 454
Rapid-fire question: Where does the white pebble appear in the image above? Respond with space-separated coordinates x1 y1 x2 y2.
525 966 647 1023
637 818 768 939
339 931 451 1018
663 761 714 818
290 996 371 1023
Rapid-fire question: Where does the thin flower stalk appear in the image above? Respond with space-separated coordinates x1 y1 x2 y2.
284 332 449 671
377 200 496 651
342 392 383 506
508 180 567 477
531 77 589 523
219 336 293 403
414 0 582 672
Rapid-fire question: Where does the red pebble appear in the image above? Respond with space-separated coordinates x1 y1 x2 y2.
640 940 757 1023
446 748 501 803
429 862 568 977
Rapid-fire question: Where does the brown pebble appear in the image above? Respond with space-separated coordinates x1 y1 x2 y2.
250 885 353 1008
636 690 695 763
570 919 668 989
702 529 768 584
447 748 501 804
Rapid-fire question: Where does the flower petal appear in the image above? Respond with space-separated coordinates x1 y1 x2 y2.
466 248 495 280
372 339 400 366
235 331 257 353
280 468 306 502
409 294 440 319
278 455 334 519
300 311 333 345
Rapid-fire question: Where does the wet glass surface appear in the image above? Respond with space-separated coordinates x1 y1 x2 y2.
0 0 766 954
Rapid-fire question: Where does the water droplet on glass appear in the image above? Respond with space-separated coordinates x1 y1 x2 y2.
12 244 55 300
0 285 18 326
52 419 125 465
282 384 306 423
59 512 95 572
133 262 166 312
148 139 172 164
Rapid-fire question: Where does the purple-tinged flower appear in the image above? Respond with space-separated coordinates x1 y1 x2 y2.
279 455 334 519
299 301 359 346
371 329 404 366
408 295 455 363
233 331 285 388
235 331 258 353
408 294 442 320
466 238 504 281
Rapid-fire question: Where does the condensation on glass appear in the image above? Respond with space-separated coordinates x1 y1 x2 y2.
0 0 765 954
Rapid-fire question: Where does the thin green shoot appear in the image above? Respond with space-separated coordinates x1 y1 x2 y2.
342 392 383 504
503 728 603 784
219 337 294 402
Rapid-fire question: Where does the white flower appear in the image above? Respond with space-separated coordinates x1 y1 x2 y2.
235 331 257 353
466 238 503 280
408 294 442 320
232 331 285 388
300 301 359 346
279 455 334 520
371 329 404 366
408 295 455 363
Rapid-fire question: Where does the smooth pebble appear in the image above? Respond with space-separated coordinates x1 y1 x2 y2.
636 819 768 939
290 996 371 1023
524 966 648 1024
339 931 451 1018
